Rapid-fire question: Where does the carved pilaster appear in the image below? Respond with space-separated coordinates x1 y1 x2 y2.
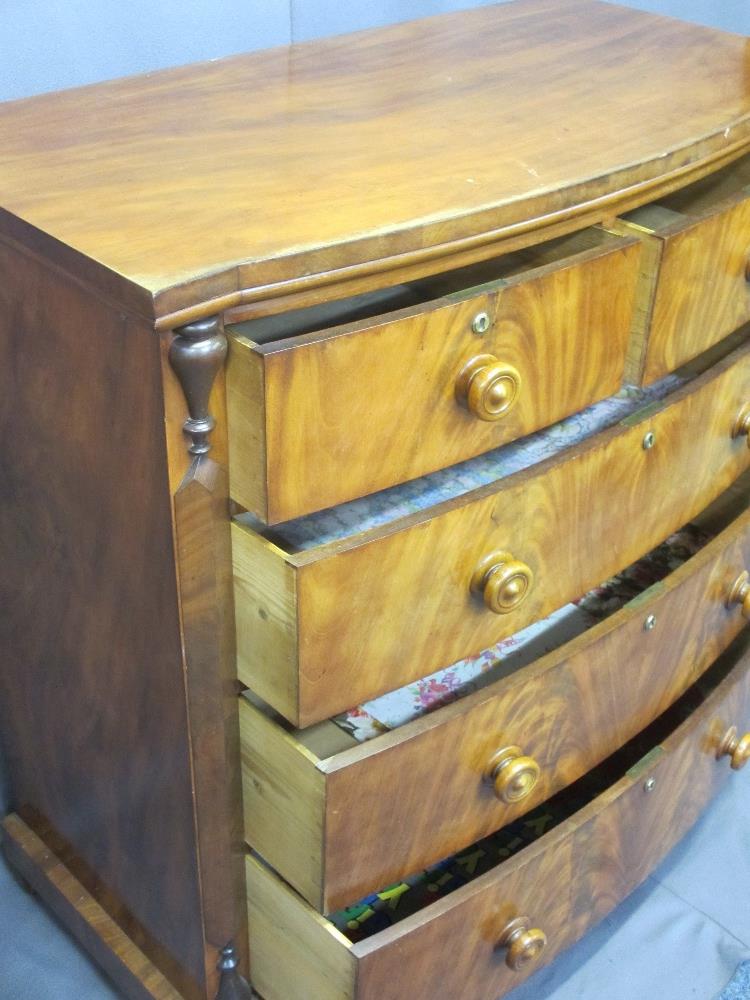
216 944 254 1000
168 315 227 457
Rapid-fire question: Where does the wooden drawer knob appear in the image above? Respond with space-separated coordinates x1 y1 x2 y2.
488 746 541 803
471 551 533 614
727 571 750 618
717 725 750 770
456 354 522 421
498 916 547 971
732 403 750 447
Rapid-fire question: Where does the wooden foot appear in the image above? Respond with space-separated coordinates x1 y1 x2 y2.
1 814 183 1000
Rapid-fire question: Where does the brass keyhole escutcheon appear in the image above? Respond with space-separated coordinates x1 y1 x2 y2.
717 725 750 771
471 551 534 614
488 746 541 803
498 916 547 971
727 570 750 619
732 403 750 447
456 354 522 422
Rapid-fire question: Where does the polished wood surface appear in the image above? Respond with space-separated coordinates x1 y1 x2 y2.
1 816 183 1000
0 0 749 324
234 339 750 726
616 156 750 383
240 501 750 910
227 231 640 522
172 458 248 994
246 642 750 1000
0 238 206 998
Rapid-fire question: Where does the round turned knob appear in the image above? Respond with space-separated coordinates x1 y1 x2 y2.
456 354 522 422
727 571 750 618
732 403 750 448
488 746 541 803
471 551 534 614
498 916 547 971
717 725 750 771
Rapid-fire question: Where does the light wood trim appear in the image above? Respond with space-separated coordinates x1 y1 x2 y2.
245 855 356 1000
232 526 299 721
1 815 183 1000
226 339 268 522
240 697 326 908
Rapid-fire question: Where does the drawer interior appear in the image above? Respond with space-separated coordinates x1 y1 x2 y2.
245 470 750 762
228 227 621 347
317 627 749 939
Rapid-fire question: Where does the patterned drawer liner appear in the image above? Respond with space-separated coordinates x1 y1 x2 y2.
333 522 708 742
242 373 684 552
327 639 731 938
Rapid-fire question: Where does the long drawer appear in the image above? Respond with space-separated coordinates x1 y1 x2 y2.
246 638 750 1000
614 153 750 384
233 338 750 727
240 496 750 912
226 228 640 523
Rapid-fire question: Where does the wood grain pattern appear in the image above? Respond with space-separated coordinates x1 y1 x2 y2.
0 236 207 998
0 0 749 324
227 232 640 523
232 529 299 716
618 156 750 383
1 816 183 1000
241 499 750 912
233 338 750 726
246 855 357 1000
240 698 326 909
245 641 750 1000
172 457 249 994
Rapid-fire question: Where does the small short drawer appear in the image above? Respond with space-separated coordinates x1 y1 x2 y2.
246 639 750 1000
240 497 750 912
232 338 750 727
613 154 750 384
226 228 640 523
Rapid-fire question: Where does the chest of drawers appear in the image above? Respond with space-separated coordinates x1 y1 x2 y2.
1 2 750 999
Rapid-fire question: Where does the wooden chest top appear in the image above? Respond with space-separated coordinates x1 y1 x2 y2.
0 0 749 322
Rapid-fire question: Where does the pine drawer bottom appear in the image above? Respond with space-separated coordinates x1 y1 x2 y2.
246 633 750 1000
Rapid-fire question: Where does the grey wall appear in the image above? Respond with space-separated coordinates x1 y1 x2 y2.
0 0 748 104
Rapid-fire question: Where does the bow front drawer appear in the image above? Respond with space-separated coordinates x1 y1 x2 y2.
226 229 640 523
615 154 750 384
246 638 750 1000
240 494 750 912
232 338 750 727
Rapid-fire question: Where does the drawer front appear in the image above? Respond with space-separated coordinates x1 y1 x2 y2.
615 160 750 384
227 233 640 523
234 341 750 726
246 644 750 1000
240 504 750 912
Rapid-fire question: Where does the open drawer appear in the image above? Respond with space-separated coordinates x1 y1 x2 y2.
246 636 750 1000
240 484 750 912
226 228 640 523
612 153 750 384
232 337 750 727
